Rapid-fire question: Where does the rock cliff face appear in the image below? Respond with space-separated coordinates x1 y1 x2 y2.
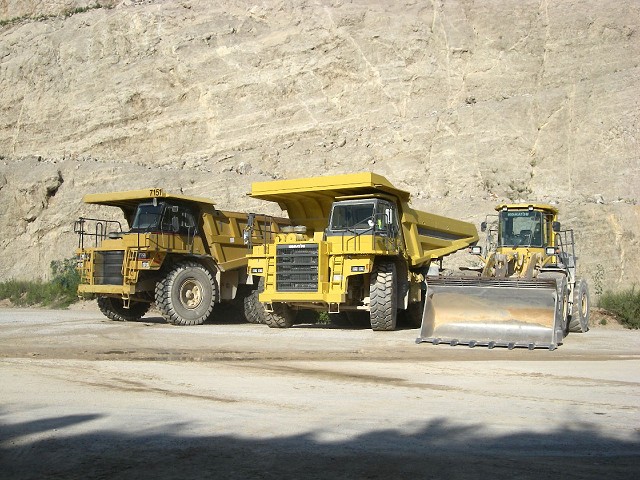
0 0 639 290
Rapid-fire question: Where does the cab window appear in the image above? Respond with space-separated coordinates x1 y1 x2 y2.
499 210 543 247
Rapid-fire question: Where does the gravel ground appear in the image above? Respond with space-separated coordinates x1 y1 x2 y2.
1 306 639 479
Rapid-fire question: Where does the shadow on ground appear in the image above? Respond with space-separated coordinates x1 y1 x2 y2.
1 413 638 480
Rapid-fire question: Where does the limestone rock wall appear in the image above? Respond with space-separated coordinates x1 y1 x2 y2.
0 0 638 290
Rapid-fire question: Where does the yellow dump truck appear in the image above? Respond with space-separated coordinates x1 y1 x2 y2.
75 188 288 325
416 203 590 350
245 173 479 330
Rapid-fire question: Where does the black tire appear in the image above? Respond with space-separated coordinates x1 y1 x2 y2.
155 261 217 326
243 279 266 324
369 260 397 331
569 278 590 333
263 302 295 328
97 296 151 322
403 299 424 328
559 276 569 334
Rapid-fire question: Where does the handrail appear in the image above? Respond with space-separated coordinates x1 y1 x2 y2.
74 217 123 249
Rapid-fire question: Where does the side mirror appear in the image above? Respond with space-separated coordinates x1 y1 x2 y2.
552 221 561 232
480 221 487 232
171 217 180 233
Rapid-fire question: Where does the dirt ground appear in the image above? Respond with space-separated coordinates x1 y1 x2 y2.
1 305 639 480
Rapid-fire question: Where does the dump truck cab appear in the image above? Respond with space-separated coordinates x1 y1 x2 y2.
328 195 400 238
246 173 479 331
75 188 287 325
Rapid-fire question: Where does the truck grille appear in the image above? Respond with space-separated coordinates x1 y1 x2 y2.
93 251 124 285
276 244 318 292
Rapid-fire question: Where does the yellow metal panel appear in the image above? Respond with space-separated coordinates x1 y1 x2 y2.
83 188 217 208
495 203 559 215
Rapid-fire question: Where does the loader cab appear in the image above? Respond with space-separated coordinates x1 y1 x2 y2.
498 208 545 248
327 197 400 237
130 201 198 235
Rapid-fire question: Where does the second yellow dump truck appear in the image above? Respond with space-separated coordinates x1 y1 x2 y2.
245 173 479 330
75 188 288 325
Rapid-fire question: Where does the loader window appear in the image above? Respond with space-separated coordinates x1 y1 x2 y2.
499 210 544 247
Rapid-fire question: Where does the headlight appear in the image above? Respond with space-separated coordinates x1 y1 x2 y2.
545 247 556 255
251 268 263 274
351 266 366 272
470 246 482 255
137 252 149 260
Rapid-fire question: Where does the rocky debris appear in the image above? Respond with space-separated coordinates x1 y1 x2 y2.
0 0 639 289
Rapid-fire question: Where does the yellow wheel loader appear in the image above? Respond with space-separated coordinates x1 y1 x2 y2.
74 188 288 325
416 203 590 350
245 173 479 331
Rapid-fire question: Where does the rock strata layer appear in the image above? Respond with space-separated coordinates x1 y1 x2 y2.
0 0 638 289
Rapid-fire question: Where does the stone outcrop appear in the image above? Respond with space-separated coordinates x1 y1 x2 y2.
0 0 638 290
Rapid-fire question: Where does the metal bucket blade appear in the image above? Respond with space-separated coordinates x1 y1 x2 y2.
416 277 563 350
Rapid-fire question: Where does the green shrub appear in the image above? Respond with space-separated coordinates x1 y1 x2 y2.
0 258 80 308
316 311 331 325
599 287 640 329
49 258 81 307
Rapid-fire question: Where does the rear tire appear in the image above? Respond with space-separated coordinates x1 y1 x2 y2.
569 278 590 333
263 302 295 328
243 279 266 324
155 261 217 326
97 296 150 322
403 299 424 328
369 260 397 331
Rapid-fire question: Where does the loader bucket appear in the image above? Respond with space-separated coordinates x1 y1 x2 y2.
416 277 565 350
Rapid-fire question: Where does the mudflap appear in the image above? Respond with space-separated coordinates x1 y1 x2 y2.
415 277 566 350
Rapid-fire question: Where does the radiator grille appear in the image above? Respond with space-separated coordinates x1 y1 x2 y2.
93 251 124 285
276 244 318 292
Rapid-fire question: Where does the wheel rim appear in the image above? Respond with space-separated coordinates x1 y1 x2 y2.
581 291 588 317
179 278 203 310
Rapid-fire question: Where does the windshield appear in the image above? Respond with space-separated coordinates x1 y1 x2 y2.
130 202 197 234
498 210 543 247
131 203 163 232
329 202 375 231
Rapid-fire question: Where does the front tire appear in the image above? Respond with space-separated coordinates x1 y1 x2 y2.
155 261 217 325
569 278 590 333
369 260 398 331
97 296 150 322
263 303 295 328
